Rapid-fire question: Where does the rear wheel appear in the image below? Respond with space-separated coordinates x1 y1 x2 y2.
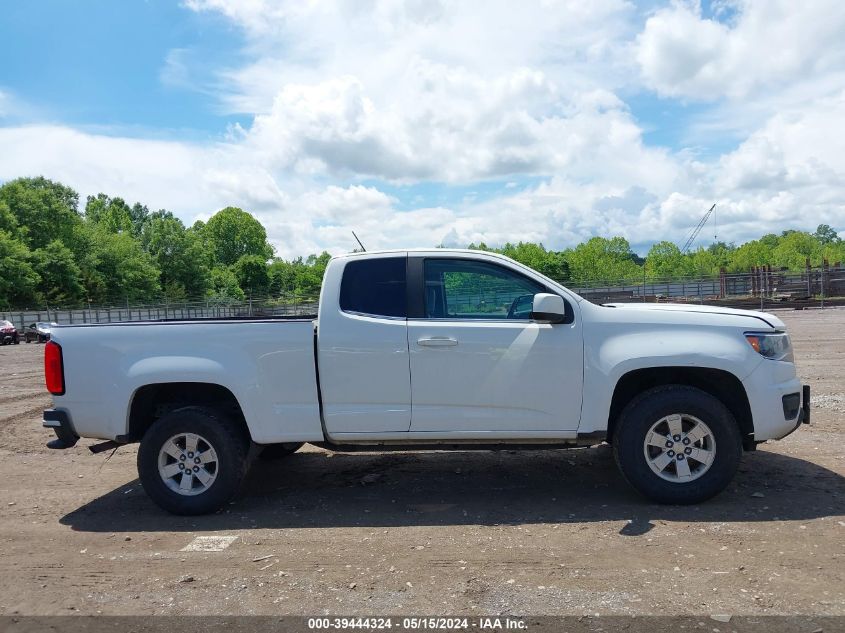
137 406 249 515
613 385 742 504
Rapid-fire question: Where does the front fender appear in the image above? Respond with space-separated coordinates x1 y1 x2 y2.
578 324 762 434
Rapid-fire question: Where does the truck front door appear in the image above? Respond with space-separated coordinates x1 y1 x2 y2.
407 256 583 433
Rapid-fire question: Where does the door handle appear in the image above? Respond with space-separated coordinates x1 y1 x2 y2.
417 337 458 347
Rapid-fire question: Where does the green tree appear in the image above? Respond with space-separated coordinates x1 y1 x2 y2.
566 236 641 283
129 202 151 236
823 240 845 265
208 266 245 302
688 247 719 277
163 281 188 302
771 231 822 269
0 177 82 250
85 194 134 234
82 226 161 303
728 234 779 271
645 241 694 279
233 255 270 295
142 214 210 297
30 240 85 305
268 259 296 296
499 242 570 281
0 231 40 308
267 252 331 298
813 224 841 245
0 200 17 235
202 207 273 266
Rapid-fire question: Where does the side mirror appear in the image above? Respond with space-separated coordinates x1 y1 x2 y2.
531 293 567 324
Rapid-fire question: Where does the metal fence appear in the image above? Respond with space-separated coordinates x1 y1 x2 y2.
3 263 843 331
1 295 319 332
570 263 845 311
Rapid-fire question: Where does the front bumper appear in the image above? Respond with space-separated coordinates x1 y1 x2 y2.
772 384 810 442
43 409 79 449
742 359 810 442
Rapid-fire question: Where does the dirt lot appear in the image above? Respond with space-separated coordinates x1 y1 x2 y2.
0 310 843 617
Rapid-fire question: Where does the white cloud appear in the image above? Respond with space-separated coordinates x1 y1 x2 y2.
709 91 845 233
0 125 455 257
636 0 845 101
1 0 843 262
0 125 236 215
160 49 191 88
240 70 680 185
0 88 33 121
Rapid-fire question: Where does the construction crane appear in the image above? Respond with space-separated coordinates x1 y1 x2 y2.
681 203 716 253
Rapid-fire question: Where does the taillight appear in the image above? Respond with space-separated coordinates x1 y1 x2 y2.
45 341 65 395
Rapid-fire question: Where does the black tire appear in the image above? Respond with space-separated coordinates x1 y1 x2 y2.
13 336 19 344
137 406 249 515
613 385 742 505
259 442 304 461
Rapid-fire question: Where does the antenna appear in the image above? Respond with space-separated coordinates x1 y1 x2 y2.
352 231 366 252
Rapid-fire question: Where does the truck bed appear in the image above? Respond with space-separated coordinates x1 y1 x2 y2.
50 319 322 444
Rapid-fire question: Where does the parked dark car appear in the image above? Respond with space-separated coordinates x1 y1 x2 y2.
24 322 56 343
0 320 19 345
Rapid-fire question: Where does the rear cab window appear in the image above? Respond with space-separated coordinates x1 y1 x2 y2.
339 257 407 318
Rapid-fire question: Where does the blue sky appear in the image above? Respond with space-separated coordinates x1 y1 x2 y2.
0 1 842 257
0 0 246 134
0 1 717 150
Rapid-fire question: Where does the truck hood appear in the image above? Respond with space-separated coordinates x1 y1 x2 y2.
602 302 785 329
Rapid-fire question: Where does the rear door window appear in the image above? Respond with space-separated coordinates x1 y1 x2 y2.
339 257 407 318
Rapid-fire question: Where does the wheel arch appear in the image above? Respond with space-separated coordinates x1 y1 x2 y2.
127 382 251 443
606 367 754 449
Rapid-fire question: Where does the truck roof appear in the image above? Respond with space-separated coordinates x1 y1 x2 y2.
333 248 503 259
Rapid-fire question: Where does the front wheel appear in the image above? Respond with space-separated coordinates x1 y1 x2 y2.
137 406 249 515
613 385 742 505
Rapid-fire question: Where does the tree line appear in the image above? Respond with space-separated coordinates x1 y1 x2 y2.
0 176 843 309
0 176 329 309
474 224 844 287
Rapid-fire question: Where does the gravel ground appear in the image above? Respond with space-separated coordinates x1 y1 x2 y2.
0 309 842 616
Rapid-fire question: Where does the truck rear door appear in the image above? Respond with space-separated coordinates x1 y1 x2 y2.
317 254 412 434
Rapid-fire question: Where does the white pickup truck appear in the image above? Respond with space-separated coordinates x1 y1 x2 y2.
42 249 809 514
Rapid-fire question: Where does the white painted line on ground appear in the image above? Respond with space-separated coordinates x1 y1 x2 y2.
181 535 238 552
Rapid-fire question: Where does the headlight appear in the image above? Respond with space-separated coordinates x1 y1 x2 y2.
745 332 793 362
